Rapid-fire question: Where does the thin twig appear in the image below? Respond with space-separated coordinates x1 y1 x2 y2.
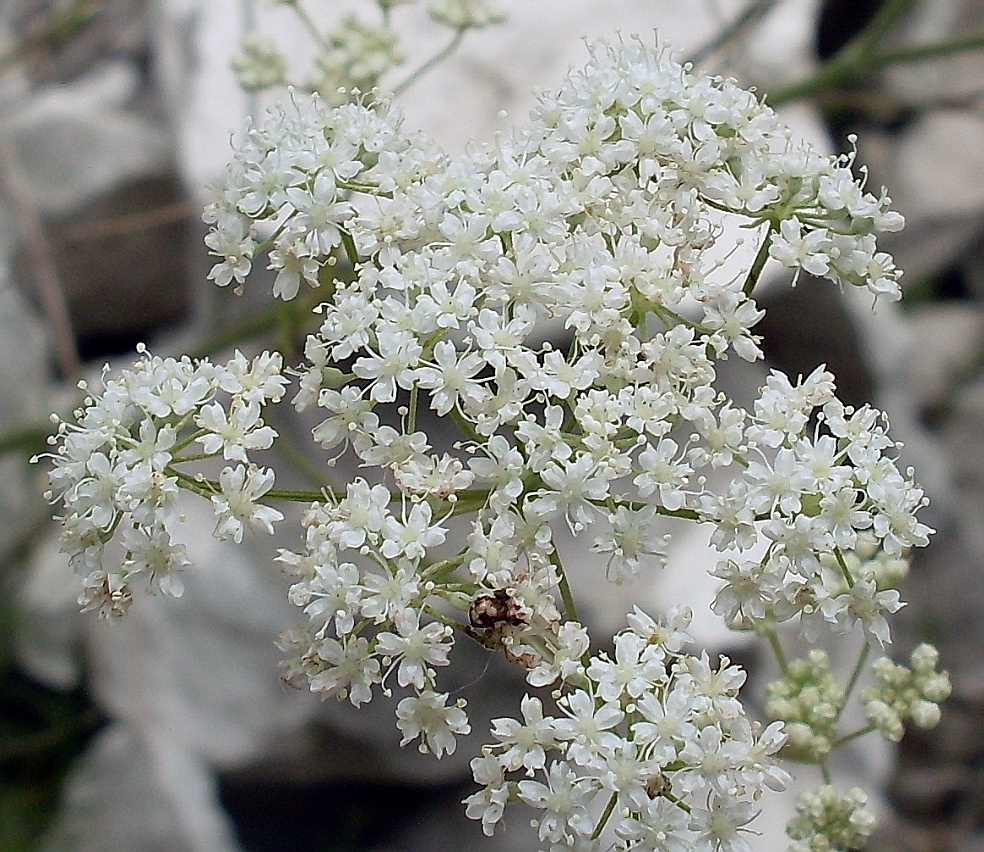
768 0 920 106
0 128 81 382
879 29 984 66
687 0 781 67
59 200 198 243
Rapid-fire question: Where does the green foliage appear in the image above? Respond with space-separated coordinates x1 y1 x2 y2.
0 596 101 850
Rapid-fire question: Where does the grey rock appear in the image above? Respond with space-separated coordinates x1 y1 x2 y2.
0 271 51 559
13 175 192 343
8 62 171 216
40 723 241 852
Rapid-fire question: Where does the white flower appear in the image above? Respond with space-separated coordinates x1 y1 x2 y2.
464 755 510 836
490 695 559 773
296 560 363 636
376 609 453 689
380 501 447 562
352 328 422 402
634 438 691 510
395 690 470 757
269 243 321 300
415 340 489 416
210 465 283 543
769 218 833 277
533 454 612 528
468 434 526 512
394 453 475 499
217 350 288 403
517 761 596 844
587 632 665 704
590 505 668 582
311 386 377 450
553 690 623 766
119 522 190 597
361 566 420 623
49 33 937 848
312 635 381 706
327 480 390 551
196 400 277 462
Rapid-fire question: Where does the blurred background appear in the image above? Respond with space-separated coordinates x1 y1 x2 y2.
1 0 983 849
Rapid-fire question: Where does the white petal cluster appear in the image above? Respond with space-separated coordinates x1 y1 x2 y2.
41 348 287 617
48 33 942 847
465 607 790 849
198 36 932 842
205 36 928 665
275 481 472 756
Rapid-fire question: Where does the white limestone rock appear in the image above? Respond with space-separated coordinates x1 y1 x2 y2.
8 62 172 215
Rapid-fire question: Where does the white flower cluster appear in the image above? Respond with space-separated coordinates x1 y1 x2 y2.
233 36 288 92
209 37 906 306
309 13 404 102
427 0 505 30
232 0 505 101
862 643 952 741
465 607 790 850
40 348 288 617
48 33 942 849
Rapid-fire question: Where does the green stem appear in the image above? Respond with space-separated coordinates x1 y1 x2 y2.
594 497 702 522
833 546 855 587
590 791 619 841
450 405 483 446
391 29 466 96
549 547 579 624
276 299 296 360
879 30 984 65
768 0 919 106
407 384 419 434
338 180 387 196
340 229 360 267
831 723 875 749
169 452 216 465
664 791 692 814
170 468 215 499
763 624 790 677
652 304 713 336
280 0 331 50
742 222 775 297
421 552 468 583
836 641 872 724
445 488 492 516
170 467 327 503
687 0 781 66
